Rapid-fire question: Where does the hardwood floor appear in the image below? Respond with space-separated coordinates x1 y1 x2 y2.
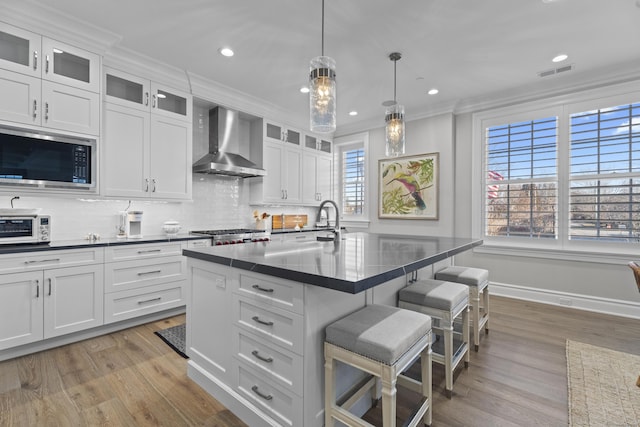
0 296 638 426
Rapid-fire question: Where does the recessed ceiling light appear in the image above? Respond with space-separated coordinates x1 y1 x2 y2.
428 88 439 95
349 111 358 116
300 86 310 94
552 54 568 63
218 47 234 57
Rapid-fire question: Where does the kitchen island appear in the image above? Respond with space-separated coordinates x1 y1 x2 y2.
182 232 482 427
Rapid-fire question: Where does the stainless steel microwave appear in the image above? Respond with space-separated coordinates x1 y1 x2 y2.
0 215 51 245
0 126 96 191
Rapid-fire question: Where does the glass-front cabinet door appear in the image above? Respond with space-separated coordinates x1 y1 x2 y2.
104 67 150 112
0 22 40 77
41 38 100 93
151 82 191 121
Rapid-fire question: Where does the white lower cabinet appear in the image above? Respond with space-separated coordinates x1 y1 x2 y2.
103 241 188 324
0 249 104 351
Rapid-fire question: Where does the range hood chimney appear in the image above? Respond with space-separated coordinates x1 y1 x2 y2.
192 107 265 178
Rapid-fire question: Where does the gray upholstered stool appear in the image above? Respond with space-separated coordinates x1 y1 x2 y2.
324 304 432 427
435 266 490 351
398 279 469 399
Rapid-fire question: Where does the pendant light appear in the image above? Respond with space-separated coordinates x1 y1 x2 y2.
309 0 336 133
385 52 405 157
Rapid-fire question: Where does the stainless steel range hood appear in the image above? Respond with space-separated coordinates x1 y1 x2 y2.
192 107 265 178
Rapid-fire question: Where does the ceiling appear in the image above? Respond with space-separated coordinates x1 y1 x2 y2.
12 0 640 134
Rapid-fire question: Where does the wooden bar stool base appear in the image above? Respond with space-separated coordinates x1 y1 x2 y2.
325 304 433 427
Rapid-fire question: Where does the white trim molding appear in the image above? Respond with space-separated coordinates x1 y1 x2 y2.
491 281 640 320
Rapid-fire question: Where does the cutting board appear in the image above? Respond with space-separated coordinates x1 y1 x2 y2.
271 214 308 229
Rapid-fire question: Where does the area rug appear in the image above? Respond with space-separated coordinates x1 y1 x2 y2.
566 340 640 426
154 324 188 359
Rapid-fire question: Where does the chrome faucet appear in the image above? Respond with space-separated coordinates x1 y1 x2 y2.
316 200 340 240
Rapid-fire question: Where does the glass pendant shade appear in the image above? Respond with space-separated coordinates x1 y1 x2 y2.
385 104 405 157
309 55 336 133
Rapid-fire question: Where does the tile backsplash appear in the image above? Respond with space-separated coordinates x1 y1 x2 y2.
1 173 318 241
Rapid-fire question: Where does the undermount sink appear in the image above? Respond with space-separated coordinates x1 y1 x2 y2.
0 208 42 216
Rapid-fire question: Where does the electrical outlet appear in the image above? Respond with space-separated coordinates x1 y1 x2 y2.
558 297 572 306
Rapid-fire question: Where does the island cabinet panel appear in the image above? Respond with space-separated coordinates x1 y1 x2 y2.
232 328 303 396
187 259 234 383
234 362 303 427
237 272 304 315
233 295 304 356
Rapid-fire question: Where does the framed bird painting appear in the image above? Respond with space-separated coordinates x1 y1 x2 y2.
378 152 439 220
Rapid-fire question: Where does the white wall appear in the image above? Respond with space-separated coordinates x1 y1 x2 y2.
367 112 455 237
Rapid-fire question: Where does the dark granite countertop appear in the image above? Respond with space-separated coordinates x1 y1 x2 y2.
183 232 482 294
0 234 209 255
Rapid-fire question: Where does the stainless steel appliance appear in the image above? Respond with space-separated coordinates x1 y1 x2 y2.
0 125 96 191
0 211 51 245
190 228 270 245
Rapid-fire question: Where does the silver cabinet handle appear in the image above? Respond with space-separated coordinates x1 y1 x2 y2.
251 350 273 363
45 55 49 73
137 270 161 276
48 278 52 296
284 190 288 199
35 279 39 298
33 100 37 119
138 297 161 304
151 178 157 192
145 178 150 192
251 385 273 401
252 316 273 326
145 91 149 106
152 94 157 108
33 50 38 70
252 284 274 293
137 249 162 254
25 258 60 264
44 102 49 121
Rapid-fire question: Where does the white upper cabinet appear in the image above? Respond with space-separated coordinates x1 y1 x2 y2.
0 22 40 77
264 120 301 146
41 38 100 93
0 22 101 135
104 68 191 122
103 68 193 200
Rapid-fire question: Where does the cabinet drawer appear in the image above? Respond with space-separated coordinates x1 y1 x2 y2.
104 256 185 293
237 273 303 314
234 295 303 355
104 281 184 324
186 239 211 249
0 248 104 274
235 363 302 427
105 242 183 262
233 327 303 396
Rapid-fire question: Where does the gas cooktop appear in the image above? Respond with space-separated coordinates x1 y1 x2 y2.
190 228 270 245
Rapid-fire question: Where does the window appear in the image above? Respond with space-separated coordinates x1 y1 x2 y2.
334 132 368 220
476 87 640 253
485 117 558 238
342 146 365 215
569 103 640 241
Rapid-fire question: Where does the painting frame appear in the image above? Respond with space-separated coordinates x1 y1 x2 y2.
378 152 439 220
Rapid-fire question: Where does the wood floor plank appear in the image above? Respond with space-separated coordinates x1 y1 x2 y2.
0 295 638 426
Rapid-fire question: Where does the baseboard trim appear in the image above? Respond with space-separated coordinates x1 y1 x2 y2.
490 282 640 320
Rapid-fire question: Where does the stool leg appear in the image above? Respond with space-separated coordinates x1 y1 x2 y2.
324 346 336 427
483 286 490 334
471 288 480 351
381 366 397 427
463 306 470 368
421 344 432 426
444 322 453 399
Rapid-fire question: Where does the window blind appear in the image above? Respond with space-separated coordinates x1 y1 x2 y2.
485 117 558 238
569 102 640 241
342 148 365 215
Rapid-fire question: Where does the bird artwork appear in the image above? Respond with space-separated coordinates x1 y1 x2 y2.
380 154 438 218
